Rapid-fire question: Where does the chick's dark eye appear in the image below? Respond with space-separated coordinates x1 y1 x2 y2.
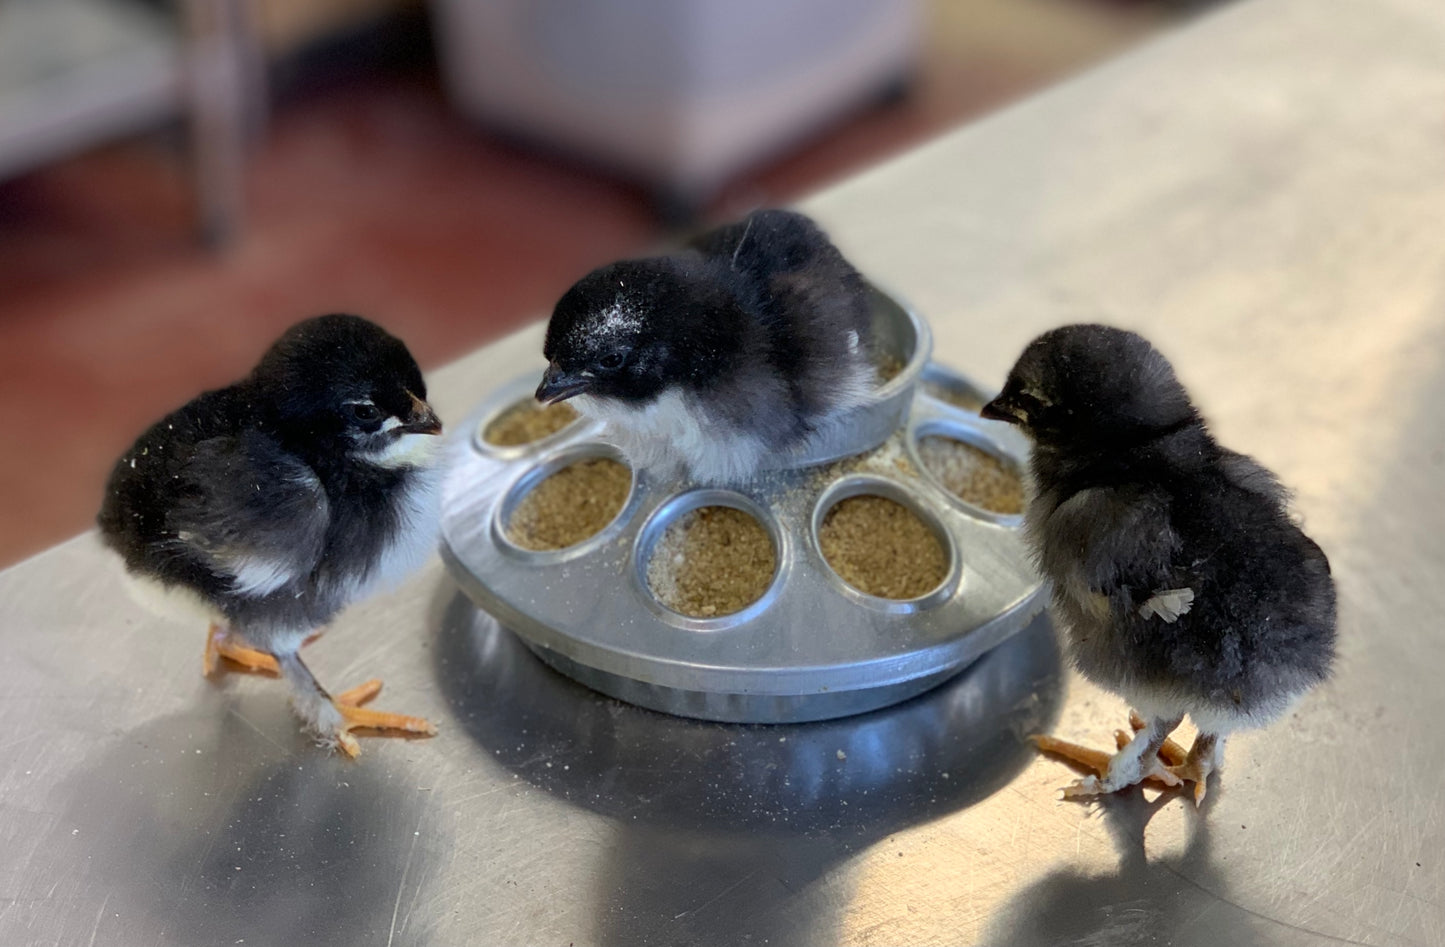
1015 391 1045 413
348 402 382 423
598 351 626 370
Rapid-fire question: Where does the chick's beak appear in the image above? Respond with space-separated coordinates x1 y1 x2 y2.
535 362 590 405
981 393 1025 425
401 392 443 435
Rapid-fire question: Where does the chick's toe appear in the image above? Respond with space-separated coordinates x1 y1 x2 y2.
1033 726 1185 797
324 684 437 759
203 624 280 678
331 705 437 759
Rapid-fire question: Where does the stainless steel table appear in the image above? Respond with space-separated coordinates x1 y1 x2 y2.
4 0 1443 942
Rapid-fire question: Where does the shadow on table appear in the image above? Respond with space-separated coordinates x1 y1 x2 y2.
433 592 1065 946
982 789 1327 947
45 689 422 946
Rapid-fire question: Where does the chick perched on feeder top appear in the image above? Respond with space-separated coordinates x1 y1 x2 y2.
982 325 1336 803
535 209 875 484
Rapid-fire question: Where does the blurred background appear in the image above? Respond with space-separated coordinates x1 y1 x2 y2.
0 0 1206 567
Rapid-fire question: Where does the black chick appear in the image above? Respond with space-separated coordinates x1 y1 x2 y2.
982 324 1335 803
98 314 444 757
535 209 875 483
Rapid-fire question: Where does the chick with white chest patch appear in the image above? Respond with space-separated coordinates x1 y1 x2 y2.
983 324 1336 804
98 314 445 757
536 209 875 484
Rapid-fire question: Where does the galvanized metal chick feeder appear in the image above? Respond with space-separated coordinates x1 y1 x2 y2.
439 286 1047 723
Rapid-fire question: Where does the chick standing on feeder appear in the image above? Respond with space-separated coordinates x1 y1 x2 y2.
535 209 875 484
98 314 444 757
981 325 1336 803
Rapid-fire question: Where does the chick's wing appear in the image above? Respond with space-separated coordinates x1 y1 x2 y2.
1039 485 1182 612
167 430 330 596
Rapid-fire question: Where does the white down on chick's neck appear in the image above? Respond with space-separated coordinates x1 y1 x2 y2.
355 416 443 470
570 390 768 484
346 417 445 600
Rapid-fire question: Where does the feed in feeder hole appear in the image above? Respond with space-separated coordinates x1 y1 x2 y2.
818 494 947 600
874 351 905 386
646 505 776 617
506 457 631 551
917 436 1025 515
923 380 987 412
484 399 578 447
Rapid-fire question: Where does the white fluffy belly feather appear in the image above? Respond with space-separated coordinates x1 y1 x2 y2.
572 391 767 483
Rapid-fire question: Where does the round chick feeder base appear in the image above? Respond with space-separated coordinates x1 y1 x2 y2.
440 287 1047 723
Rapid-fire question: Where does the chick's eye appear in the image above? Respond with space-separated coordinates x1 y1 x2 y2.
348 402 382 423
598 351 626 370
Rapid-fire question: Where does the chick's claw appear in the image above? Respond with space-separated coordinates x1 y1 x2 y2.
1167 760 1213 806
1062 775 1105 799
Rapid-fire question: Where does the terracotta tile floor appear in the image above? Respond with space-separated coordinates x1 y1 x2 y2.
0 0 1172 567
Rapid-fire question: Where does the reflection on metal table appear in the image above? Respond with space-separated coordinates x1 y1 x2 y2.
2 0 1442 942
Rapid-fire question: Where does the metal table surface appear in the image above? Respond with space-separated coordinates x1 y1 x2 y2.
3 0 1443 942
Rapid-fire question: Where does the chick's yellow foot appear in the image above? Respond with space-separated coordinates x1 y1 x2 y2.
1166 759 1213 806
1125 712 1189 766
203 623 279 677
324 679 437 759
1124 713 1220 805
1166 732 1222 806
1030 718 1184 799
1058 759 1181 799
